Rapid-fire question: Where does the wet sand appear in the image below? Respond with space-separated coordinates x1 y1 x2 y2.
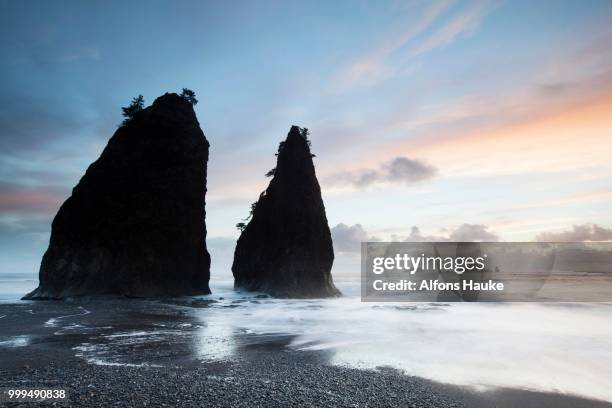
0 299 610 407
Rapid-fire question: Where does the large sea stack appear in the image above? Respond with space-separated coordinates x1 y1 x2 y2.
24 93 211 299
232 126 340 298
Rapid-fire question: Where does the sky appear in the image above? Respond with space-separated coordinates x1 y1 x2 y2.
1 0 612 276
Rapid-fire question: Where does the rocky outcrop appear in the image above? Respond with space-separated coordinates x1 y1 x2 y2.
232 126 340 298
24 93 211 299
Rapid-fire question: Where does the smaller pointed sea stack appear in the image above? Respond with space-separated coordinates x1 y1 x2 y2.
232 126 340 298
24 92 211 299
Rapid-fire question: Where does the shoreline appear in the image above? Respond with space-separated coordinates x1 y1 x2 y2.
1 300 610 407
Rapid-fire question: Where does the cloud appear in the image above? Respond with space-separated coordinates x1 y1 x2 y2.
0 214 51 235
411 0 490 55
0 181 67 214
332 222 498 253
0 181 68 214
386 157 438 183
335 0 453 89
495 188 612 214
326 156 437 189
0 190 64 213
366 77 612 179
404 224 499 242
0 94 84 154
331 223 377 253
447 224 499 242
334 1 493 90
564 189 612 203
537 81 577 96
0 182 64 251
317 35 612 185
535 223 612 242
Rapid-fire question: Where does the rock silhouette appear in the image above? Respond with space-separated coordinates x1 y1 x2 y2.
232 126 340 298
24 93 211 299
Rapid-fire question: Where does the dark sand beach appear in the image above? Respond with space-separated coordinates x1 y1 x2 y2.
1 299 610 407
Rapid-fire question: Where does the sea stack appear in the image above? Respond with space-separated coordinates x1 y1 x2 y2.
232 126 340 298
24 93 211 299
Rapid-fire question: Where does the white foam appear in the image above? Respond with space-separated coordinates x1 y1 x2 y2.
73 343 162 367
104 331 151 339
194 279 612 402
43 318 59 327
0 335 31 348
44 306 91 327
83 358 162 368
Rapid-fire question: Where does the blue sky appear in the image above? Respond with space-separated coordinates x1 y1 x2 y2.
1 0 612 275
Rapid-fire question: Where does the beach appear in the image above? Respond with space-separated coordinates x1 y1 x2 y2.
1 276 612 406
3 346 611 408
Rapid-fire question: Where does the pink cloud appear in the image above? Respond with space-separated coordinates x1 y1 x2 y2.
0 189 65 213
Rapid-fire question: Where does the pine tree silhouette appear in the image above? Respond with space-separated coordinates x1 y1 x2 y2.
121 95 144 125
180 88 198 105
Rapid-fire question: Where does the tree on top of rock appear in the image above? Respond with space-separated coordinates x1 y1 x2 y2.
121 94 144 125
180 88 198 106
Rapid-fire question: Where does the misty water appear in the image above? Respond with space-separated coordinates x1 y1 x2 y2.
1 273 612 402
